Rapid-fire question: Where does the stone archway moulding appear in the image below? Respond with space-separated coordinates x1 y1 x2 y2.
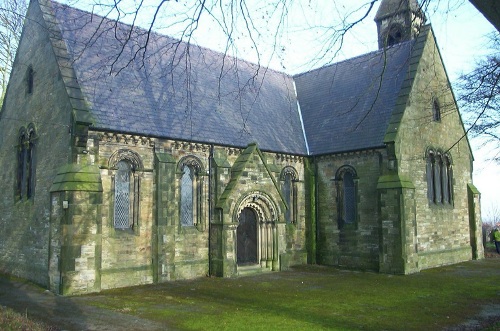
108 149 144 170
233 191 279 224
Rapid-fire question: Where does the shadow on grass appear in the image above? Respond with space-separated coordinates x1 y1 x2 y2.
84 259 500 331
0 258 499 330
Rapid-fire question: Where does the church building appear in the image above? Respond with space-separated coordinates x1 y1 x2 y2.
0 0 482 295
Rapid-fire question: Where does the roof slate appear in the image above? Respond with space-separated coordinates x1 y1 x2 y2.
41 0 421 157
294 42 414 155
47 1 307 154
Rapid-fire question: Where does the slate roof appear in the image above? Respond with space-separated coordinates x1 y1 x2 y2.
40 0 422 156
294 41 414 155
45 1 307 155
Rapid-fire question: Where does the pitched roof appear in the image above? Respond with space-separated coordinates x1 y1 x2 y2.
38 0 423 157
294 41 414 155
43 0 308 155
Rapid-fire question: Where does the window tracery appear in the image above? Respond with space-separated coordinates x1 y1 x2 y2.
426 149 453 205
17 124 36 200
110 149 142 229
178 156 203 227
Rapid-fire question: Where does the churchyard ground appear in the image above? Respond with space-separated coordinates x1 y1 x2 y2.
0 246 499 330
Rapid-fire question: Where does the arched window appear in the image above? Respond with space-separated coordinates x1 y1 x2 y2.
16 124 36 200
280 166 298 224
180 164 195 226
26 66 34 94
426 149 453 205
178 156 203 227
432 98 441 122
114 160 132 229
442 155 453 204
335 166 357 226
434 154 443 204
110 149 142 230
426 151 435 202
17 128 27 199
26 125 36 198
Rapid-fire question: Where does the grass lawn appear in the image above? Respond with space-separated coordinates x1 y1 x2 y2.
0 306 55 331
83 257 500 330
1 247 499 330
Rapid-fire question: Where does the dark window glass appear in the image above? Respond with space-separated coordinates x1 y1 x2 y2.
27 66 34 94
426 152 435 202
17 129 27 199
17 126 36 200
427 150 453 205
433 99 441 121
283 173 292 224
26 127 36 198
343 172 356 224
434 155 443 203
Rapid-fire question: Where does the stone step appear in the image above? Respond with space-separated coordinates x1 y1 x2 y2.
237 264 271 277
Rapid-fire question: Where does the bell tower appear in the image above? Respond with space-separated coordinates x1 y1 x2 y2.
374 0 426 49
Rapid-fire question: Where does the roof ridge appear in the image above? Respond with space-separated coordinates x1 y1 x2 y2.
46 0 292 79
293 38 416 79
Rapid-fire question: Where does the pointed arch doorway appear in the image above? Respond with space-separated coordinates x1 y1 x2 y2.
237 207 258 265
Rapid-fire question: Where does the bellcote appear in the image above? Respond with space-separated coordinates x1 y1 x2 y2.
374 0 426 49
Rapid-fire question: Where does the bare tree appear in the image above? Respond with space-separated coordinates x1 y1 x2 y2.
0 0 28 105
2 1 493 80
62 0 438 73
459 33 500 162
3 0 496 134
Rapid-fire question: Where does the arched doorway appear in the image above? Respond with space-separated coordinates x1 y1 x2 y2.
237 208 258 265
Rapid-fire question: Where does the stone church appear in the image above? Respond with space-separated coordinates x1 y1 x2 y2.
0 0 483 295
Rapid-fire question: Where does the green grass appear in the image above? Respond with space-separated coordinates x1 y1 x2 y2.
0 306 55 331
84 258 500 331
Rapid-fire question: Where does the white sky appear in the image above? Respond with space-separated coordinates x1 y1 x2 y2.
62 0 499 221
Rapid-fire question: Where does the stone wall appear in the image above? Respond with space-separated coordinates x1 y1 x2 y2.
394 30 480 270
211 144 307 276
60 134 309 293
315 149 385 271
0 2 72 286
91 133 156 290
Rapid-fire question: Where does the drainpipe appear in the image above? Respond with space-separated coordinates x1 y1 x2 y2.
314 155 319 264
208 144 214 275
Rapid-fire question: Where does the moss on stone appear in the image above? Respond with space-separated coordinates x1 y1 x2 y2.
377 174 415 189
50 164 103 192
